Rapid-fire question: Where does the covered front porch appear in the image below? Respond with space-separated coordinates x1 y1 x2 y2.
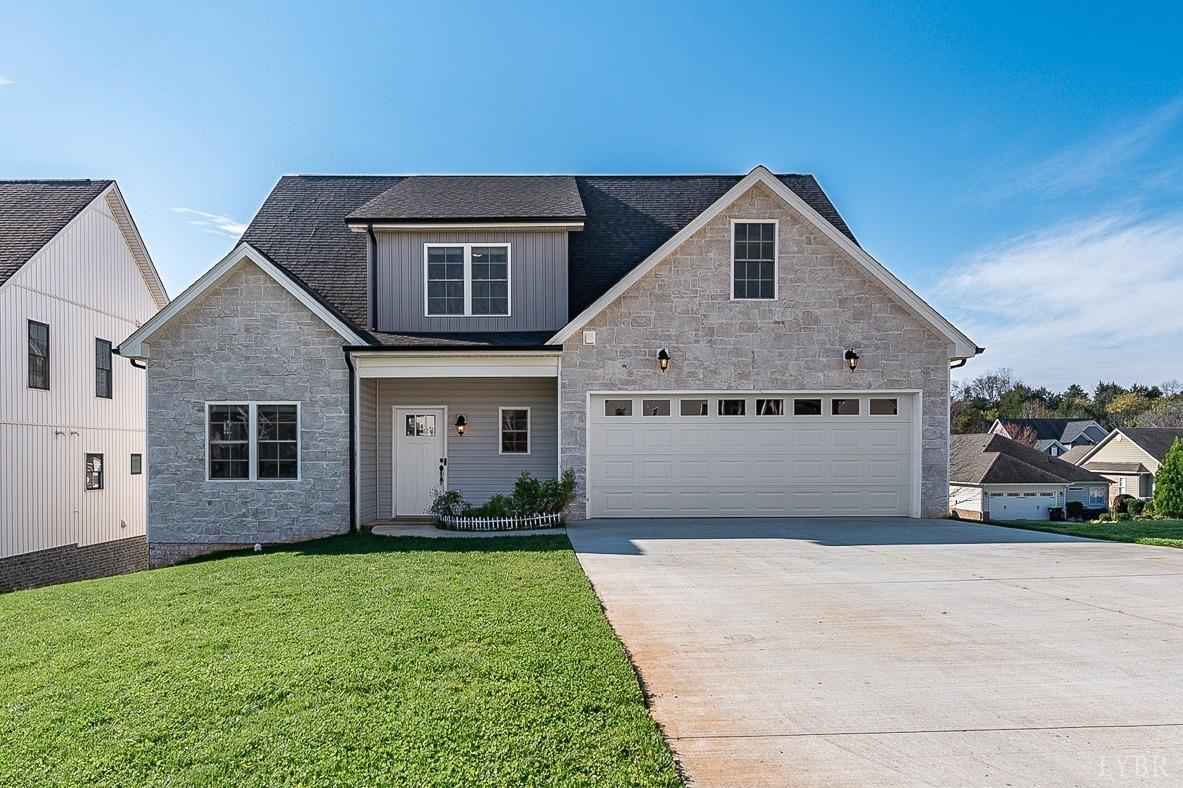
351 349 561 524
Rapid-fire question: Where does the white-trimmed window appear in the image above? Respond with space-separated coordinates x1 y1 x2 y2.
207 402 300 481
425 244 510 316
1089 486 1106 507
499 407 530 454
731 220 777 300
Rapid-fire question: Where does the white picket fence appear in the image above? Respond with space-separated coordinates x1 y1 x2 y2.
439 512 563 532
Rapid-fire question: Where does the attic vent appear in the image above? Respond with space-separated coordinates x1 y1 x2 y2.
583 330 597 346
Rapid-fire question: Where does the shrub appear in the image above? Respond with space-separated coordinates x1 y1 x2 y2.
1096 512 1112 522
1126 498 1144 517
429 488 467 519
1143 499 1157 518
1112 494 1135 514
1116 512 1133 521
1153 438 1183 518
1065 501 1084 520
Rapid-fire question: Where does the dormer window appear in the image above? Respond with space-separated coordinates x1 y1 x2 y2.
424 243 510 316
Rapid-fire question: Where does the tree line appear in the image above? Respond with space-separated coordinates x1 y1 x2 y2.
951 369 1183 434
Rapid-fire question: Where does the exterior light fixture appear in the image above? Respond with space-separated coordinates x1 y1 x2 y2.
656 348 671 372
844 349 860 371
455 414 467 435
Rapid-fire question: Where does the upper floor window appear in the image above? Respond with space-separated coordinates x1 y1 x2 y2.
732 221 777 300
28 320 49 390
95 338 113 399
425 244 510 317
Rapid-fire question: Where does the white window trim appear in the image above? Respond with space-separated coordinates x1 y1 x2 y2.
730 219 779 301
498 406 531 455
205 401 302 482
423 243 512 318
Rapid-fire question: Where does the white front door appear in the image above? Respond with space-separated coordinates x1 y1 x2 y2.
393 407 446 516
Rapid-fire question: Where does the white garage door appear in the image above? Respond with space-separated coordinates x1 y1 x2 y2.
988 492 1055 520
587 393 917 518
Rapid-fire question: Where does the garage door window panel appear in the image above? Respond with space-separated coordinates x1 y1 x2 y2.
870 398 898 416
793 398 822 416
642 399 671 416
605 399 633 417
756 398 783 416
680 399 709 416
832 398 860 415
718 399 746 416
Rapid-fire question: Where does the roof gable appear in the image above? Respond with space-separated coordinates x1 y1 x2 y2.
1081 428 1183 466
995 418 1103 444
0 180 112 287
549 167 978 356
119 243 366 358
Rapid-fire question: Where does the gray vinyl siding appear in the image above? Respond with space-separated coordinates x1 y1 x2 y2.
375 230 569 332
358 378 378 523
1066 484 1107 507
372 377 558 518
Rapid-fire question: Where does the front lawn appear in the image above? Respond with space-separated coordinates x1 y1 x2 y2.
0 533 679 787
990 518 1183 549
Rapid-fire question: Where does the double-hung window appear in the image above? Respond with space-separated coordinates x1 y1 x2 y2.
207 402 300 480
499 407 530 454
28 320 49 390
425 244 510 316
732 221 777 299
95 338 113 398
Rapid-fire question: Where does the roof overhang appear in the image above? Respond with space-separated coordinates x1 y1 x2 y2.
347 348 561 378
118 242 367 359
347 220 584 232
546 165 980 359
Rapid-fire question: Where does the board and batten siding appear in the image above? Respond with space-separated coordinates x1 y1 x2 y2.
369 377 558 519
358 378 378 524
375 230 569 332
0 197 158 559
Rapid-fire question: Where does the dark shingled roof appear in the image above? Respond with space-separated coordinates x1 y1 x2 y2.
240 172 857 340
1121 428 1183 463
951 433 1109 485
366 330 555 349
0 180 112 287
347 176 585 223
996 418 1103 445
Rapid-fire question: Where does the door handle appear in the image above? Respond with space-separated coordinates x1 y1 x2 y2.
439 457 446 486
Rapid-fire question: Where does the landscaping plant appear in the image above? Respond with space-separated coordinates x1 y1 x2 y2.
1126 498 1144 517
1154 438 1183 518
1112 494 1135 514
430 469 579 520
1065 501 1085 520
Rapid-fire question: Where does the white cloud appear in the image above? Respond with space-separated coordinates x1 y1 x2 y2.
0 76 13 86
983 95 1183 201
173 207 248 238
943 212 1183 388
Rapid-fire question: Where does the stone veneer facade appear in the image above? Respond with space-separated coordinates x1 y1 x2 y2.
560 182 953 518
145 261 351 567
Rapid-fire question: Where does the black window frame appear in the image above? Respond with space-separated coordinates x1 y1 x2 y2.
499 407 530 454
28 320 49 390
85 453 104 491
130 453 143 475
95 338 113 399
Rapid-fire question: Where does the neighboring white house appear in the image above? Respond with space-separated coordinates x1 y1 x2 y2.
950 433 1110 521
0 180 167 591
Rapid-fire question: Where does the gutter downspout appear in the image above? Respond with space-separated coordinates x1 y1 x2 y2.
344 348 358 533
366 223 378 330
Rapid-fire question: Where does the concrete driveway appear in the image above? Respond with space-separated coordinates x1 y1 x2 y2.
568 518 1183 786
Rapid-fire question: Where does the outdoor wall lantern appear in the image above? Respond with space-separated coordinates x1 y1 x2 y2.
656 348 671 372
844 349 860 371
455 414 467 435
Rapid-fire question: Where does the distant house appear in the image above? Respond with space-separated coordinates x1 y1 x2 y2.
0 180 168 591
1074 428 1183 500
950 433 1110 521
988 418 1108 457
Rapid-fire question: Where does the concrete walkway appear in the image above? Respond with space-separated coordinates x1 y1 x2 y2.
568 518 1183 786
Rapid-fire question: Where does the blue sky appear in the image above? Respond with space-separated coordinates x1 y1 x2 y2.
2 1 1181 389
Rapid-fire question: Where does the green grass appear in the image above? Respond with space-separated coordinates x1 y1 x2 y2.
0 533 680 787
990 518 1183 549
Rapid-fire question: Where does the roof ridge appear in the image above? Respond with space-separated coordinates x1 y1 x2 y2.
277 172 813 179
0 178 112 184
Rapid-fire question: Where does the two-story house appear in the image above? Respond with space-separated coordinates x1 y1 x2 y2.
1 180 168 590
120 167 980 567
